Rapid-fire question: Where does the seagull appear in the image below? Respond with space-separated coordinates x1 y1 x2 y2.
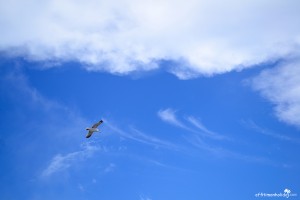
85 120 103 138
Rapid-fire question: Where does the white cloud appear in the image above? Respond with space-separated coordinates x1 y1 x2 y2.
1 66 104 179
0 66 64 111
41 142 100 177
3 71 91 145
250 59 300 128
187 116 226 140
1 0 299 77
184 134 274 165
242 120 300 143
104 163 116 173
139 194 152 200
158 109 227 140
157 108 185 128
78 183 85 192
157 109 276 164
105 119 179 150
130 128 179 150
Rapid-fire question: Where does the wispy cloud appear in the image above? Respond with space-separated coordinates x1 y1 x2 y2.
139 194 152 200
0 66 65 111
1 0 299 77
104 163 116 173
0 66 89 139
130 128 180 150
1 66 100 179
158 108 227 140
41 142 100 177
186 116 227 140
158 108 279 165
157 108 186 128
184 134 274 165
242 120 300 144
78 183 85 192
249 59 300 128
105 119 180 151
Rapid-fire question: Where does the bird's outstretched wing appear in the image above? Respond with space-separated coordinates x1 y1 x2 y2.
92 120 103 128
86 131 93 138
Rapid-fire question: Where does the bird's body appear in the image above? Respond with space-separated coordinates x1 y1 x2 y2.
86 120 103 138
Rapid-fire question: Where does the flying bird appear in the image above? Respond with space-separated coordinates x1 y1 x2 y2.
85 120 103 138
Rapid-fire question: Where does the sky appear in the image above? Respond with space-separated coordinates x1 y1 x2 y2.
0 0 300 200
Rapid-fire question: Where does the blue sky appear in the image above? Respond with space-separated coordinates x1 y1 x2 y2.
1 1 300 200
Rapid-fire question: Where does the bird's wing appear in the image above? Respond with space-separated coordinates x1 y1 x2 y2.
86 131 93 138
92 120 103 128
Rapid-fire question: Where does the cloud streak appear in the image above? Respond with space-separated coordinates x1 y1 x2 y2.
242 120 300 144
158 108 227 140
139 195 152 200
157 108 280 165
157 108 186 129
184 134 275 165
105 119 179 151
0 66 107 180
186 116 227 140
1 0 299 78
41 142 100 177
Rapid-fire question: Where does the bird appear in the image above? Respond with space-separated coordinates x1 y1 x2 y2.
85 120 103 138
